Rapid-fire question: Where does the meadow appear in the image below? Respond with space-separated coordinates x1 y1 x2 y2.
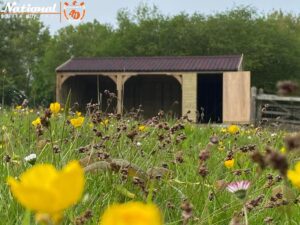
0 102 300 225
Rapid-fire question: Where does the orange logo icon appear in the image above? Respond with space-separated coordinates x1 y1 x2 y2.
63 1 85 21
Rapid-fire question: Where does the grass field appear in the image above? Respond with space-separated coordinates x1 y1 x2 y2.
0 104 299 225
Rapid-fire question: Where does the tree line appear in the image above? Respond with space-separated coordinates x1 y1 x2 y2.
1 4 300 105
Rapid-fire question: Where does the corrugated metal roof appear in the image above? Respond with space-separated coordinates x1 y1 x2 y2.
56 55 243 73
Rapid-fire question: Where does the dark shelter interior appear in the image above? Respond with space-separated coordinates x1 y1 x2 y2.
62 75 117 112
124 75 182 118
197 73 223 123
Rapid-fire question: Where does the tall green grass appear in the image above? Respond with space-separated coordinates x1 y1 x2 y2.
0 107 298 225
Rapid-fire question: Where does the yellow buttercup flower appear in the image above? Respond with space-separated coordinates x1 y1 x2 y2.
32 117 41 127
218 141 225 151
280 147 286 154
224 159 235 169
220 128 227 133
100 202 163 225
245 130 251 135
287 162 300 189
7 161 85 224
227 125 240 135
218 145 225 151
50 102 61 114
76 111 82 117
138 125 146 132
15 105 22 110
100 119 109 126
70 116 85 128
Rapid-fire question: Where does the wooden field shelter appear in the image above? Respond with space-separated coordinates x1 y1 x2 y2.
56 55 251 123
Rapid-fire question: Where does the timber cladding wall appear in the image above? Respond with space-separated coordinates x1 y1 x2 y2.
223 71 251 123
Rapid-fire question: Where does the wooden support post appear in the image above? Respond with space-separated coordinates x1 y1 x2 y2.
116 75 123 114
256 100 262 125
256 88 264 125
250 86 257 124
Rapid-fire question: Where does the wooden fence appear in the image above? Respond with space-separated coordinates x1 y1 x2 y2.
251 87 300 127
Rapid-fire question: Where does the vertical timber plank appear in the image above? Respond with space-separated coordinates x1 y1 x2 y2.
223 71 251 124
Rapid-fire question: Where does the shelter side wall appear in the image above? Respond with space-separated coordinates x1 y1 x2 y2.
223 71 251 124
182 73 197 122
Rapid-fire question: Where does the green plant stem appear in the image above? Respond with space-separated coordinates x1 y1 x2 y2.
48 122 55 165
21 210 31 225
244 205 248 225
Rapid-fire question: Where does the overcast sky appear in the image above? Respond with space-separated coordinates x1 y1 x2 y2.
4 0 300 34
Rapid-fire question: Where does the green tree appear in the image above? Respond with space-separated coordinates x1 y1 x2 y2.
0 16 50 105
2 4 300 105
33 21 113 104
